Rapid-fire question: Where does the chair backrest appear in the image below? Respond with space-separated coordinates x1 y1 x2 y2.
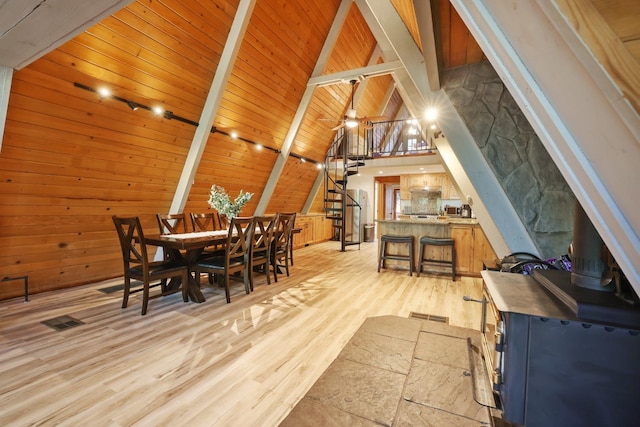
252 215 277 256
218 212 229 229
191 212 220 232
225 216 254 262
156 213 188 234
280 212 297 237
112 215 149 270
274 212 296 253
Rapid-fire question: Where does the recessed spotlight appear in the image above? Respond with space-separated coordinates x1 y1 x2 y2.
256 143 263 150
98 87 110 98
153 106 164 115
230 131 238 139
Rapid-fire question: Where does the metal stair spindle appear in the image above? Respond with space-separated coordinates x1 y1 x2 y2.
323 127 372 251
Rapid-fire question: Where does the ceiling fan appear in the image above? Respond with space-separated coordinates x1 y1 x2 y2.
322 79 386 131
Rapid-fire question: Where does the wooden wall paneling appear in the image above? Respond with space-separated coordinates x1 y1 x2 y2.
266 157 318 214
448 5 470 68
0 0 239 297
357 75 394 118
390 0 422 51
323 4 377 74
436 0 452 70
556 0 640 114
186 132 278 215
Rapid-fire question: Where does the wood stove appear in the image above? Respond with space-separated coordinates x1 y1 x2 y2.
480 270 640 426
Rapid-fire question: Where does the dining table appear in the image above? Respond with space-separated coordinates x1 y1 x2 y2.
145 230 230 303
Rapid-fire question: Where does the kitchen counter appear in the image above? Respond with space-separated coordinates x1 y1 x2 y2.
380 217 478 225
376 217 495 276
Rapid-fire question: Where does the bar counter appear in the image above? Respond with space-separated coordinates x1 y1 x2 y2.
376 217 493 276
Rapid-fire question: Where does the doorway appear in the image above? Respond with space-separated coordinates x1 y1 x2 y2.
374 176 401 222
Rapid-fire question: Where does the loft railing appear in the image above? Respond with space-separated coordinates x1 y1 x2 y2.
370 119 438 157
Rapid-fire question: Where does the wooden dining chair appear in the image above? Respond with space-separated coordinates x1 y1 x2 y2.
272 212 296 282
112 216 189 315
279 212 297 265
156 213 188 235
193 216 254 303
217 212 229 230
191 212 226 284
190 212 219 232
249 215 277 290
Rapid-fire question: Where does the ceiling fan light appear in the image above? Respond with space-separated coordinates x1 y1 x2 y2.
345 119 359 128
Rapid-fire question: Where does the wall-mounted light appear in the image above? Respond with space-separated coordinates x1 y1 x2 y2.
425 108 438 121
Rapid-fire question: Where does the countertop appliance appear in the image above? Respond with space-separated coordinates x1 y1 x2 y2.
460 204 471 218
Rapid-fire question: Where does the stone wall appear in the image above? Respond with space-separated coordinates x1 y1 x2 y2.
442 62 574 258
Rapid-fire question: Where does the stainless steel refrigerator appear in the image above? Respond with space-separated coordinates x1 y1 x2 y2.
345 189 367 242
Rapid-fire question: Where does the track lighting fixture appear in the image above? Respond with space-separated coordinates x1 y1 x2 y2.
74 82 322 167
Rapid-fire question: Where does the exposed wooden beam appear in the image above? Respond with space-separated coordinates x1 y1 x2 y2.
0 66 12 152
356 0 431 100
452 0 640 291
306 60 403 87
413 0 441 90
256 0 353 215
169 0 257 216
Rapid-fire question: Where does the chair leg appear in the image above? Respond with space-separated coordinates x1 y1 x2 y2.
377 240 385 272
451 246 456 281
141 280 150 315
272 256 279 283
224 271 231 303
122 276 131 309
409 242 414 276
244 265 251 294
417 242 424 277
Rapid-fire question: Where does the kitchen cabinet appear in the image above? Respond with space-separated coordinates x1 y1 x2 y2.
472 226 495 272
400 173 459 201
450 224 474 274
451 224 496 275
292 215 333 249
400 175 410 199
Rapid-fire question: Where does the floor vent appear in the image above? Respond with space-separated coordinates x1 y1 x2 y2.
41 315 85 331
97 283 128 294
409 312 449 324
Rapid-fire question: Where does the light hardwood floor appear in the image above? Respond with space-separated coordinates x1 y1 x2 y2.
0 240 485 426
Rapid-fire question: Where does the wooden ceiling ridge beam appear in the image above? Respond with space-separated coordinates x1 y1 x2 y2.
258 0 353 215
168 0 257 219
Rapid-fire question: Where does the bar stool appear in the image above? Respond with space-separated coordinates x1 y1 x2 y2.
417 236 456 281
378 235 415 276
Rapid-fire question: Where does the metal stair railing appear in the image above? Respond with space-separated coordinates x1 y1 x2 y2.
323 128 370 251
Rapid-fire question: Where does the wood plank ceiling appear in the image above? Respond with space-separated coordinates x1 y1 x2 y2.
0 0 636 298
